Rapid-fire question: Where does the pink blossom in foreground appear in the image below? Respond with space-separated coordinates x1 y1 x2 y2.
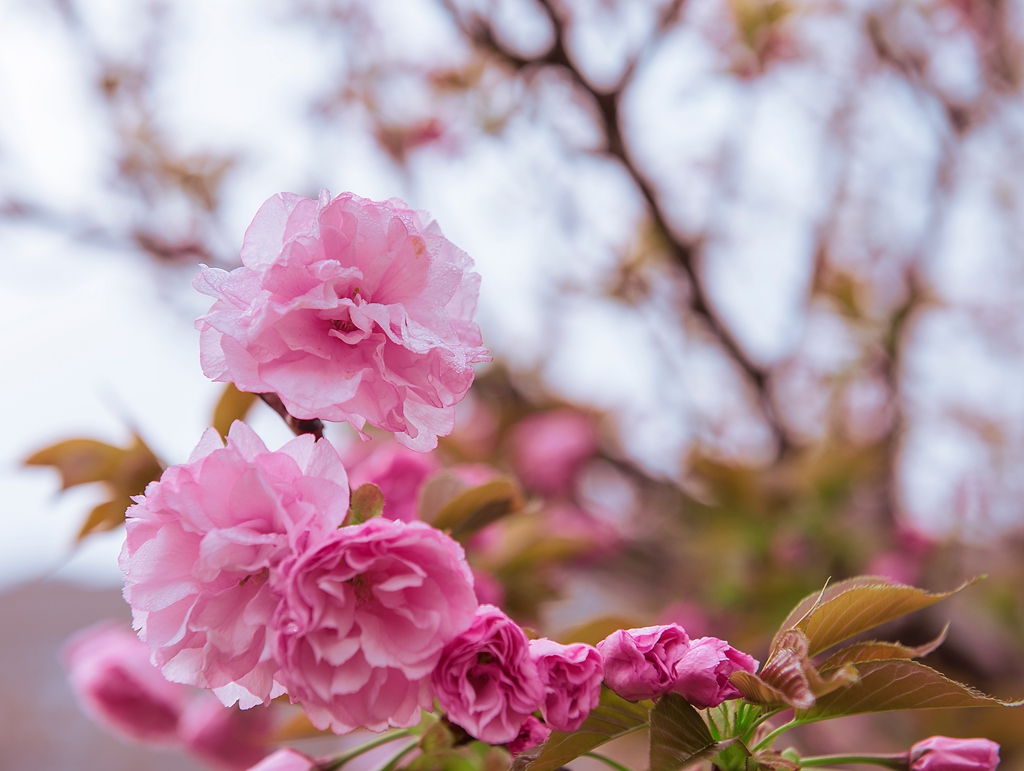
671 637 758 709
346 441 439 522
510 409 597 496
597 624 690 701
195 190 489 451
507 716 552 756
529 638 603 731
271 517 478 733
911 737 1000 771
178 694 272 770
433 605 545 744
244 748 317 771
62 622 191 744
120 422 350 707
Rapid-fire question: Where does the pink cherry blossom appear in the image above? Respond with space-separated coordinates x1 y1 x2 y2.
244 748 317 771
911 737 1000 771
194 190 489 451
597 624 690 701
346 441 439 522
62 622 191 744
529 638 603 732
120 422 350 707
270 517 478 734
508 716 552 756
510 409 597 496
671 636 758 709
178 694 272 770
432 604 545 744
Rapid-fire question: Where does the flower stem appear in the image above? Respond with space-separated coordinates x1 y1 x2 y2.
743 707 786 742
378 741 419 771
800 754 909 770
319 729 416 771
584 752 635 771
751 719 802 753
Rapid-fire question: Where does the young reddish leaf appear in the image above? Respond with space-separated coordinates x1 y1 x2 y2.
777 577 973 657
430 477 524 541
649 693 720 771
799 660 1024 721
817 625 949 671
733 630 858 710
25 439 126 489
212 383 258 438
109 436 163 497
347 483 385 525
519 687 650 771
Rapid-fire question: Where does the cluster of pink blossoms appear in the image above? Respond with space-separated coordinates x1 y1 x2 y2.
114 191 762 759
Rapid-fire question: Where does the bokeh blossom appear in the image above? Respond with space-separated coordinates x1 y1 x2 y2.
61 622 191 744
432 604 545 744
270 517 478 733
195 190 489 451
346 441 439 522
120 422 350 707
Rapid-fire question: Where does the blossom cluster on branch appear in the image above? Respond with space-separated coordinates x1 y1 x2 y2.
52 192 1017 771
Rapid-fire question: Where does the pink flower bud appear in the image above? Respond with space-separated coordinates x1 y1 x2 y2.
910 737 1000 771
244 748 316 771
433 605 546 744
671 637 758 709
508 716 552 756
597 625 690 701
529 638 603 732
61 622 191 744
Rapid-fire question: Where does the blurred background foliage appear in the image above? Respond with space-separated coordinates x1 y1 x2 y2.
3 0 1024 768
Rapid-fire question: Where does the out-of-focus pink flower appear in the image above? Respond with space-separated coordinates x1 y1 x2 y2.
432 605 545 744
271 518 478 733
910 737 1000 771
597 625 690 701
244 748 316 771
178 694 272 770
671 637 758 709
347 441 439 522
510 409 597 496
120 422 350 707
507 716 551 755
61 622 191 744
471 567 505 607
194 190 489 451
529 638 603 732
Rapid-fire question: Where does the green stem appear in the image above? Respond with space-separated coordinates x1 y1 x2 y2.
751 719 802 753
584 752 635 771
319 729 416 771
378 741 418 771
742 707 786 742
800 755 908 770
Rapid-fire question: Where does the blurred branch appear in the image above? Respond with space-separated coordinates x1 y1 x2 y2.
441 0 793 456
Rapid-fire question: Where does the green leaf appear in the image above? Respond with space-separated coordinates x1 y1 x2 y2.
649 693 718 771
817 625 949 671
213 383 258 437
25 438 126 489
520 688 650 771
347 483 385 525
799 660 1024 721
776 577 974 657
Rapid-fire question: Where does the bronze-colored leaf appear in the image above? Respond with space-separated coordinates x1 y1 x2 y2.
347 483 384 525
817 625 949 671
77 499 131 540
729 671 793 707
799 660 1024 721
430 476 524 541
649 693 719 771
25 438 126 490
519 687 650 771
418 471 471 524
212 383 258 438
775 577 974 657
109 435 163 498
